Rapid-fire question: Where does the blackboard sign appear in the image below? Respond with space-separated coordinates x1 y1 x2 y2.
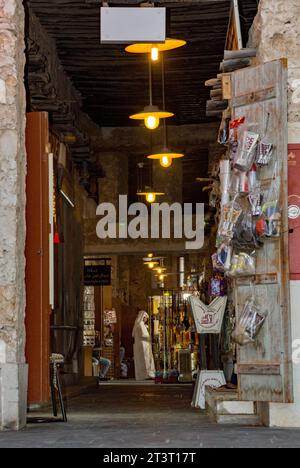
84 265 111 286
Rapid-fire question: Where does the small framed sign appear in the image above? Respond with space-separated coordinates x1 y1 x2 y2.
84 265 111 286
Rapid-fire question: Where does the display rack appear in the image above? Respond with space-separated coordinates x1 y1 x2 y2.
83 286 96 347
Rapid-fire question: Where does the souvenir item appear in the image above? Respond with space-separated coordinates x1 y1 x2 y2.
219 160 231 206
248 164 258 192
256 141 273 167
218 109 231 145
234 131 260 172
232 296 267 346
262 200 281 238
248 184 263 217
233 211 262 249
217 200 243 241
188 295 227 334
209 278 226 297
217 242 232 271
239 172 248 193
229 117 246 163
212 253 222 272
228 252 256 278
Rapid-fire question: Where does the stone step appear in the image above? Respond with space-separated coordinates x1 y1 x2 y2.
206 387 262 426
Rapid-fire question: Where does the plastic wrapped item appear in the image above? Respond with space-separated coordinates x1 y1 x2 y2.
228 252 256 278
217 200 243 241
219 160 231 206
261 200 281 237
232 296 267 346
218 109 231 145
212 252 224 272
256 140 273 167
209 278 226 298
248 185 263 216
233 211 262 249
217 242 233 271
261 178 281 238
229 117 246 164
234 131 260 172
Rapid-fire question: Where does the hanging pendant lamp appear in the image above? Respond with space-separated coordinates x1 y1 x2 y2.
130 59 173 130
136 162 165 203
126 38 186 62
137 189 165 204
147 55 184 168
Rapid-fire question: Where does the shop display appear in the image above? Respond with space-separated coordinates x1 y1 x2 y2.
188 295 227 334
149 293 198 383
232 296 267 346
228 252 256 278
83 286 96 347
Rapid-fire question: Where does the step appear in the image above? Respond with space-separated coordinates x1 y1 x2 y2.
206 387 262 426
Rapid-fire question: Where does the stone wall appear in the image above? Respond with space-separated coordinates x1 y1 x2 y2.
0 0 27 430
249 0 300 126
249 0 300 428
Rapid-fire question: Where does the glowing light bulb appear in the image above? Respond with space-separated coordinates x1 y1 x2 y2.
145 115 160 130
148 253 154 259
149 262 155 270
151 47 159 62
157 268 163 275
160 155 173 168
146 193 156 203
159 274 165 281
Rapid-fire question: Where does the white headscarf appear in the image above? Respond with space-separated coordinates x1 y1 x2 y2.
132 311 149 338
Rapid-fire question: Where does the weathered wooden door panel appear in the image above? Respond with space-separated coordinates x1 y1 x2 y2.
231 60 293 403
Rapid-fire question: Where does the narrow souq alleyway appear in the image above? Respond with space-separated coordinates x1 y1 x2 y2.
0 384 300 449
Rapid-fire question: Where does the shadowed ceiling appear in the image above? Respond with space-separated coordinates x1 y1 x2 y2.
29 0 259 128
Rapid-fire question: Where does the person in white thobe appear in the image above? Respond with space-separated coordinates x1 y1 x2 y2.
132 311 156 381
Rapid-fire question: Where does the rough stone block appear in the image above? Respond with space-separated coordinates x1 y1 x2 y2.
0 363 28 431
0 78 5 103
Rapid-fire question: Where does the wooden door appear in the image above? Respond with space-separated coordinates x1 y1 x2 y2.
25 112 51 404
231 60 293 403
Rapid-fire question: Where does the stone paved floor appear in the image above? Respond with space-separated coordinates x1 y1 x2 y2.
0 383 300 448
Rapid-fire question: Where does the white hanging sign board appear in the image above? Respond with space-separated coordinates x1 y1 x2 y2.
189 296 227 334
101 7 166 44
192 371 226 410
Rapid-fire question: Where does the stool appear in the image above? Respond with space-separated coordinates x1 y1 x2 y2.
50 353 67 422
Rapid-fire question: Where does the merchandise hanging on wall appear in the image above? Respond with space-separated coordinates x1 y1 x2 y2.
188 296 227 335
232 295 267 346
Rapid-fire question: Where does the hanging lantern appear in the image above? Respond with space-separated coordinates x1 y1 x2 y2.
130 105 173 130
137 190 165 204
130 58 173 130
148 147 184 168
125 38 187 62
146 55 185 167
